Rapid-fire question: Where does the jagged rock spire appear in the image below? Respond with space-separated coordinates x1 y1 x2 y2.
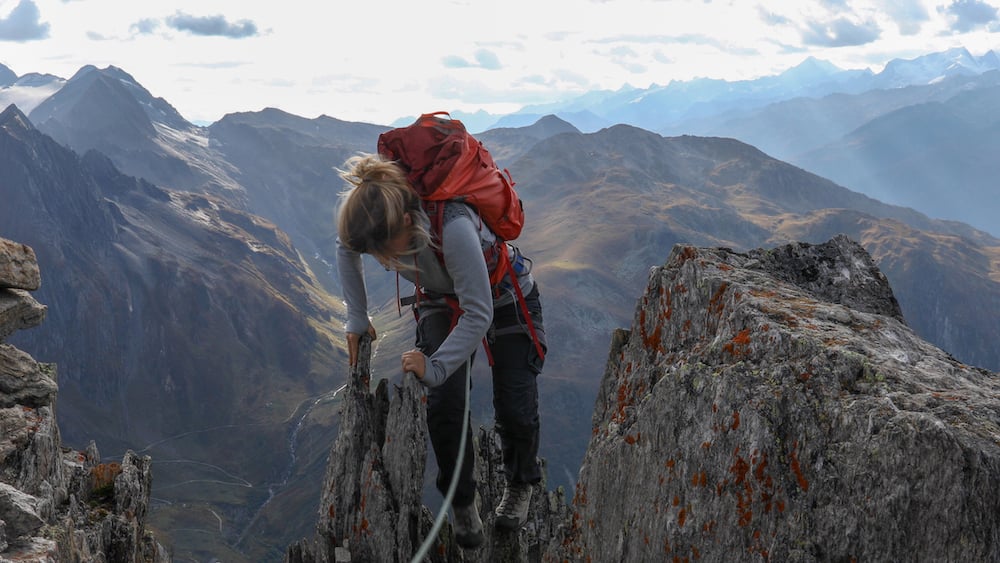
0 236 169 561
0 104 35 137
286 335 570 562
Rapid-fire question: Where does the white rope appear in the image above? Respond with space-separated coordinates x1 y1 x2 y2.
410 359 473 562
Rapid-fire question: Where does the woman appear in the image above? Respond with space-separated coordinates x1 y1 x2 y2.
335 153 546 549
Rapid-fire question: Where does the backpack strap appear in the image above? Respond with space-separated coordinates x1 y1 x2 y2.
413 201 545 363
493 248 546 361
422 200 448 265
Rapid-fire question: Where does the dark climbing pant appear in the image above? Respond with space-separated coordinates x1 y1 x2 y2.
416 284 546 508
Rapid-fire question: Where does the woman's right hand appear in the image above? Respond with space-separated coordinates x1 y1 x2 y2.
347 321 377 367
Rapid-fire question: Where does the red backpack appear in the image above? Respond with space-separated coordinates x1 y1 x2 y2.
377 112 544 360
377 111 524 241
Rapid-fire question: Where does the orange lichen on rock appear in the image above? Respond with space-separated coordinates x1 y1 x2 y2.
709 282 729 318
91 462 123 491
723 328 752 358
639 307 666 354
678 246 698 263
789 440 810 492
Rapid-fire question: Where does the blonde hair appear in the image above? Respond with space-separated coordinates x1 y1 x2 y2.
337 153 431 266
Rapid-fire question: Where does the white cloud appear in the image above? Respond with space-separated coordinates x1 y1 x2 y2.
882 0 930 35
129 18 159 35
443 48 503 70
802 16 882 46
2 0 996 125
941 0 999 33
759 7 792 26
474 49 502 70
165 11 258 38
0 0 49 41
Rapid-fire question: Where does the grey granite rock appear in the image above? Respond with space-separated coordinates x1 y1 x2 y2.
548 236 1000 562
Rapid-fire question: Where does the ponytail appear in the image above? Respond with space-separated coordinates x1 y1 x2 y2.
337 154 431 266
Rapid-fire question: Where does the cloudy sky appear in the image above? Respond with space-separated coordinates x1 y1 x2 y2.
1 0 999 126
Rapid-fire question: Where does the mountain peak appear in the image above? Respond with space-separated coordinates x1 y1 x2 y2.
785 56 843 76
0 103 35 134
67 64 99 81
68 64 131 79
878 46 997 85
0 63 16 87
45 64 191 131
979 49 1000 67
527 114 580 136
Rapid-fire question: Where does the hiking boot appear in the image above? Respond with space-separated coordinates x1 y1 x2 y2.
494 482 533 530
453 499 484 549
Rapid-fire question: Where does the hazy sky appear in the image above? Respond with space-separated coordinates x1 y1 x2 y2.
2 0 999 126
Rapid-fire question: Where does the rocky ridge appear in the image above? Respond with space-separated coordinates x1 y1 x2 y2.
0 237 168 562
290 234 1000 562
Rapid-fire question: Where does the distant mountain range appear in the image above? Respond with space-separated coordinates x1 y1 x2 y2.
435 47 1000 235
434 47 1000 133
6 48 998 235
1 47 998 561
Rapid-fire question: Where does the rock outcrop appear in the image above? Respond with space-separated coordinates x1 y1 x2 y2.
0 237 169 562
285 335 570 563
550 234 1000 561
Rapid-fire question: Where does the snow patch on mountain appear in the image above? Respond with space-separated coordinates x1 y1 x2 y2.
0 74 65 115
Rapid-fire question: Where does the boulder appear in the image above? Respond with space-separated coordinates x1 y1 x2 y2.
550 235 1000 562
0 238 40 291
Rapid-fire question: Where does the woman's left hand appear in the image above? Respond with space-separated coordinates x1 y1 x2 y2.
401 349 426 379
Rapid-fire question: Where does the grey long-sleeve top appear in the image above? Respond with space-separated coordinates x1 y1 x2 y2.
336 203 533 387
